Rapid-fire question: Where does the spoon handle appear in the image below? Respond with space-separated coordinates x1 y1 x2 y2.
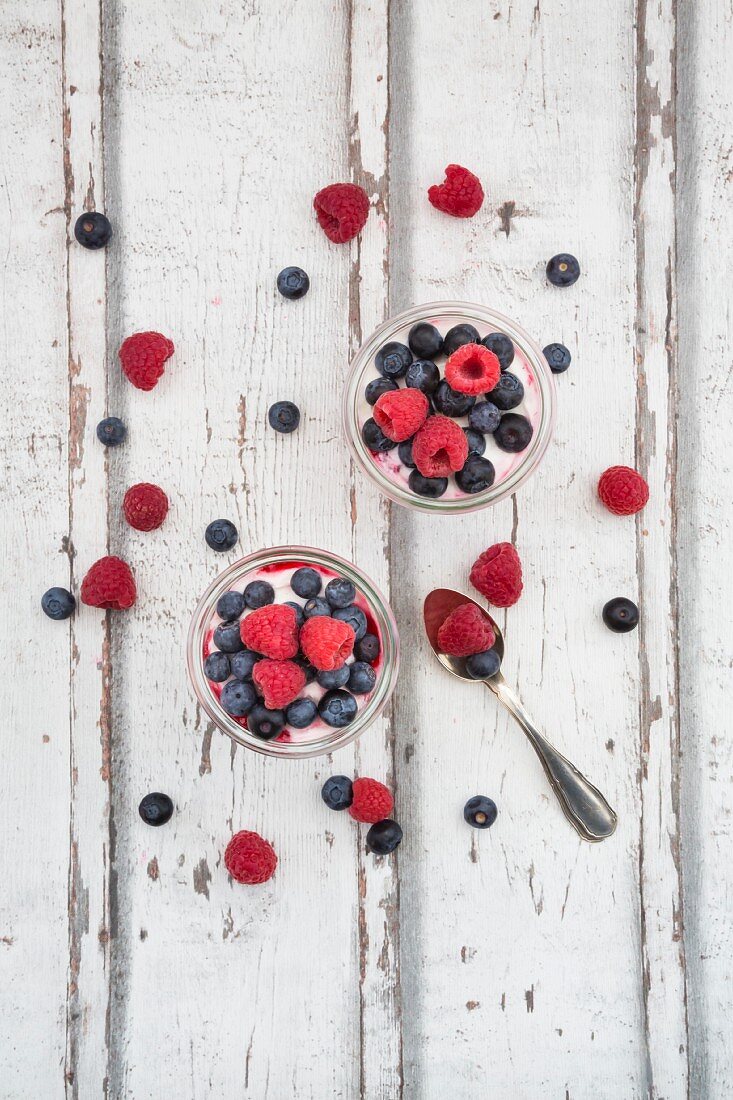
490 680 617 842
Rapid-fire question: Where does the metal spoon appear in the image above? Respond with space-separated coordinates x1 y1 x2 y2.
423 588 617 843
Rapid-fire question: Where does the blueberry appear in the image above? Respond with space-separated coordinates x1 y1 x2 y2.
494 414 534 453
398 439 416 468
247 703 285 740
317 665 351 690
443 323 480 356
463 428 486 458
366 819 403 854
204 651 231 682
221 679 257 717
408 322 444 359
543 343 572 373
325 577 356 609
205 519 238 552
465 649 501 679
244 579 275 609
362 417 397 452
291 566 322 599
268 401 300 434
488 372 524 411
230 649 259 680
468 401 501 434
276 265 309 300
213 620 245 653
332 604 367 640
138 792 174 827
405 359 440 395
481 332 514 370
365 377 399 406
96 416 126 446
602 597 639 633
303 597 331 619
348 661 377 694
455 456 496 494
433 380 476 418
319 689 358 727
463 795 498 829
321 775 354 811
408 470 448 498
284 600 305 627
375 341 412 380
355 633 380 663
294 654 318 682
216 590 245 620
41 586 76 620
286 697 318 729
74 211 112 250
546 253 580 287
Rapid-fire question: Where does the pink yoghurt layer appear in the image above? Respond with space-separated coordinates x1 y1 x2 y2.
203 560 383 745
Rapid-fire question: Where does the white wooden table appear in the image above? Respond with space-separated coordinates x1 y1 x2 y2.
1 1 731 1097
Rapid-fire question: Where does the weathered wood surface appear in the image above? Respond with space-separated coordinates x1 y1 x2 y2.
0 1 730 1097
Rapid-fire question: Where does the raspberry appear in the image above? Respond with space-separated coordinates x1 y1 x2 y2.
252 659 306 710
122 482 169 531
119 331 174 391
470 543 523 607
437 602 495 657
373 388 429 442
80 556 137 610
224 830 277 885
348 777 393 824
240 604 299 659
445 343 501 396
313 183 370 244
598 466 649 516
428 164 484 219
300 616 355 671
412 415 468 478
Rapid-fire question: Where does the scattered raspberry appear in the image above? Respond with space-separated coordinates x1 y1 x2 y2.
119 331 174 391
445 343 501 396
313 183 370 244
300 615 355 671
80 556 136 610
598 465 649 516
241 604 299 659
349 777 394 824
470 542 523 607
412 415 468 478
224 830 277 885
252 659 306 710
373 388 429 442
428 164 484 219
437 602 495 657
123 482 169 531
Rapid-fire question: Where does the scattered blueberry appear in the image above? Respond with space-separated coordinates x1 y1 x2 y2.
543 343 572 373
443 323 480 356
325 577 356 609
398 438 416 467
348 661 377 694
221 679 257 717
355 633 380 663
247 703 286 740
366 819 403 854
481 332 514 370
408 470 448 498
303 597 332 619
463 795 498 829
244 579 275 609
465 649 501 679
268 401 300 434
317 665 351 690
494 414 534 453
405 359 441 395
230 649 259 680
433 380 476 417
365 377 399 406
319 689 358 727
216 590 245 620
285 697 319 729
276 266 310 300
96 416 126 446
546 253 580 287
362 417 397 452
41 587 76 620
321 775 354 811
375 341 412 380
463 427 486 458
333 605 367 641
291 567 322 599
408 321 444 359
74 211 112 249
284 600 305 627
488 372 524 411
468 401 501 434
294 654 318 682
204 651 231 682
213 620 245 653
602 597 639 633
138 792 174 827
205 519 238 552
455 456 496 494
